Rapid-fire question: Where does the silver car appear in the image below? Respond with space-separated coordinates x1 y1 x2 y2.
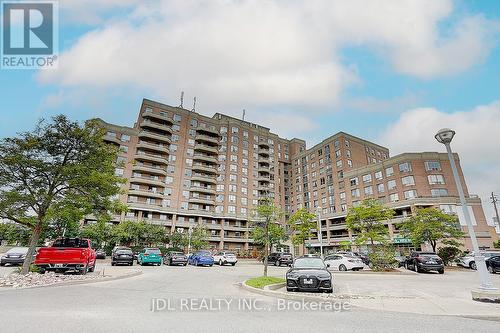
457 251 500 270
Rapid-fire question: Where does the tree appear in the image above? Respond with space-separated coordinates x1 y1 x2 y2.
169 230 186 250
250 197 283 277
252 222 288 251
0 223 31 246
187 225 209 251
339 240 352 251
494 240 500 249
346 198 395 248
137 221 168 246
81 218 112 249
400 208 464 252
0 116 125 274
288 208 316 253
110 220 140 246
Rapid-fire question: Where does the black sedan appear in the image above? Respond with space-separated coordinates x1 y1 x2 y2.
405 251 444 274
95 249 107 259
0 247 30 266
163 251 188 266
286 256 333 293
111 248 134 266
486 255 500 274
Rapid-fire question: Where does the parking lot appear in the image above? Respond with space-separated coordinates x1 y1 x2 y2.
1 259 499 332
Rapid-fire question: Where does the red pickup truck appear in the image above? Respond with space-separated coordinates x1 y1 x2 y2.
35 238 97 275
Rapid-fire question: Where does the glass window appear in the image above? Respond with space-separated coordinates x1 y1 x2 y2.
428 174 445 185
374 171 383 180
362 174 372 183
389 193 399 202
399 162 412 173
401 175 415 186
385 166 394 177
431 188 448 197
364 186 373 196
404 190 418 199
377 183 385 193
425 161 441 171
387 180 397 190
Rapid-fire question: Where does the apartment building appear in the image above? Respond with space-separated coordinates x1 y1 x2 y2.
95 98 498 253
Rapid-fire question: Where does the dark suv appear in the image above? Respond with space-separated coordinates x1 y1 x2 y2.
405 251 444 274
111 247 134 266
267 252 293 266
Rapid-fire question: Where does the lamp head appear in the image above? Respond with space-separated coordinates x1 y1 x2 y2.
435 128 455 144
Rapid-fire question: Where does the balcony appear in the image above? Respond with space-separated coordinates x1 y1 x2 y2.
128 189 165 199
197 124 219 136
139 120 172 134
191 174 217 184
258 148 270 156
190 185 216 194
139 130 172 144
258 141 270 148
129 176 165 188
193 153 218 164
136 141 169 154
132 164 167 176
195 134 219 145
223 236 248 243
134 152 168 165
141 110 173 124
192 163 218 174
189 196 215 205
194 143 218 154
103 134 121 145
257 175 270 182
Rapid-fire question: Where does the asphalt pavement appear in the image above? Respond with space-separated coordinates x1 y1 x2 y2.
0 261 499 333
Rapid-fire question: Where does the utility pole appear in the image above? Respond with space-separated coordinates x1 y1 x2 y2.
491 192 500 229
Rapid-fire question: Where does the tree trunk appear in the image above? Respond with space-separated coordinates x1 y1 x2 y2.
431 240 436 252
263 221 269 277
21 219 43 275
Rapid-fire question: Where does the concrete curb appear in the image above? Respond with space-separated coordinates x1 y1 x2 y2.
0 269 143 292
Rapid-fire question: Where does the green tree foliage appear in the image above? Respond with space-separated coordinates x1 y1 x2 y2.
288 208 316 250
400 208 464 252
250 197 284 277
437 246 462 266
81 218 112 249
346 198 395 247
187 225 209 251
169 230 186 250
494 240 500 249
0 116 125 274
339 240 352 251
0 223 31 246
368 245 398 271
252 223 288 250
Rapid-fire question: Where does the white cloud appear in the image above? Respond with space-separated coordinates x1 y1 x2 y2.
379 102 500 226
41 0 498 110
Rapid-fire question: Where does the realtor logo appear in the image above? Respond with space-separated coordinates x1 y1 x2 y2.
1 1 58 69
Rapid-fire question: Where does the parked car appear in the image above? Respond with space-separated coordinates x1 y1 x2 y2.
286 256 333 293
35 238 96 274
163 251 188 266
137 248 162 266
337 251 370 266
486 255 500 274
394 254 407 268
111 247 134 266
267 252 293 266
405 251 444 274
324 254 364 271
213 251 238 266
0 247 30 266
457 250 500 270
188 251 214 266
95 249 107 259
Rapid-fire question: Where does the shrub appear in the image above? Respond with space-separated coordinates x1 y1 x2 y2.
437 246 462 266
368 245 397 271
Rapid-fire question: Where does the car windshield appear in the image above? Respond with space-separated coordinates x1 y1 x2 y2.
171 252 184 256
53 238 88 248
146 249 161 254
294 257 326 269
281 253 292 258
116 250 132 255
225 252 235 256
198 251 211 256
7 247 28 254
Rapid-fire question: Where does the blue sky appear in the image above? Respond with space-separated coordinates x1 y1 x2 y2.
0 0 499 222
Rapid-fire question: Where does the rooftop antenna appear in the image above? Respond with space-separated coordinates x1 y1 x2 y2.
179 91 184 108
242 109 246 121
192 97 197 112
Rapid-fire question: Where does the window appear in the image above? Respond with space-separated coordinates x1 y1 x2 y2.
362 174 372 183
228 195 236 203
401 175 415 186
364 186 373 196
377 183 385 193
374 171 383 180
173 114 182 122
428 174 445 185
399 162 412 173
347 160 352 167
404 190 418 199
431 188 448 197
389 193 399 202
349 177 358 186
228 206 236 214
385 166 394 177
425 161 441 171
121 134 130 142
387 180 397 190
351 189 360 197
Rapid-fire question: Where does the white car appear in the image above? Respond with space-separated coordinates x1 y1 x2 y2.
213 251 238 266
324 254 364 271
457 251 500 270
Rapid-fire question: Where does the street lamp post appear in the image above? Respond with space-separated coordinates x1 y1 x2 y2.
187 226 193 255
316 206 324 259
435 128 496 291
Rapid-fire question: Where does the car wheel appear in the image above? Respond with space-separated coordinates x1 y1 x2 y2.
414 262 419 273
339 264 347 271
130 262 133 266
39 268 46 274
325 288 333 294
89 263 95 272
0 263 5 266
231 263 236 266
470 262 477 270
111 262 115 266
404 262 408 270
80 265 88 275
183 263 187 266
438 269 444 274
286 287 294 292
488 266 495 274
219 259 223 266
